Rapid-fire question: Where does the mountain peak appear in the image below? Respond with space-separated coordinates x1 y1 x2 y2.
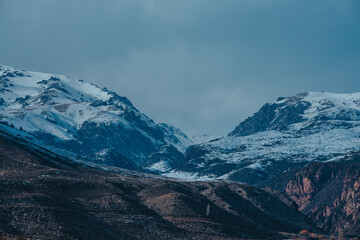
167 91 360 185
229 91 360 137
0 65 191 167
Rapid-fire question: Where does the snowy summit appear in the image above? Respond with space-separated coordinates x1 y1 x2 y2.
0 65 193 168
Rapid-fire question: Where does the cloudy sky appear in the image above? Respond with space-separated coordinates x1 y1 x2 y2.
1 0 360 136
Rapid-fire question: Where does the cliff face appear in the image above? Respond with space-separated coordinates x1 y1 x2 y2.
286 162 339 210
285 158 360 236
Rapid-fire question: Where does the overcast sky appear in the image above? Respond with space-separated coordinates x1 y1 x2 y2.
1 0 360 136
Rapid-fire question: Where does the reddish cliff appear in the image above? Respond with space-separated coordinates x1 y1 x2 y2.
285 160 360 236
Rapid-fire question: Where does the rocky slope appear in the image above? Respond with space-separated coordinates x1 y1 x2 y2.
283 154 360 237
0 124 321 240
0 65 192 169
166 92 360 184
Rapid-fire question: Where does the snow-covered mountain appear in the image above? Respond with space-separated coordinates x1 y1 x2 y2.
2 65 360 183
0 65 193 169
164 92 360 184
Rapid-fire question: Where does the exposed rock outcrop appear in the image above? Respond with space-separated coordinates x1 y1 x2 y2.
284 157 360 236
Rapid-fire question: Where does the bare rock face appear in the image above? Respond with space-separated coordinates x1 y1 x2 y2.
0 127 321 240
286 162 337 210
284 158 360 236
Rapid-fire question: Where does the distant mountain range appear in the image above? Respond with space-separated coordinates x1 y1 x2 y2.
2 65 360 183
2 65 360 182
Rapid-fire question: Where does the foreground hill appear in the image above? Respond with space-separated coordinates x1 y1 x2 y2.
0 124 321 240
164 92 360 184
0 65 192 169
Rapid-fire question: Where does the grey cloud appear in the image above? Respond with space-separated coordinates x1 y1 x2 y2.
0 0 359 135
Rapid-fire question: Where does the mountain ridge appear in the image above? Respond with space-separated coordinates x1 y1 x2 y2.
0 65 193 169
164 91 360 183
3 64 360 186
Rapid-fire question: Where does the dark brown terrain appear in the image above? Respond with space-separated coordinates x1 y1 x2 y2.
0 129 322 240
